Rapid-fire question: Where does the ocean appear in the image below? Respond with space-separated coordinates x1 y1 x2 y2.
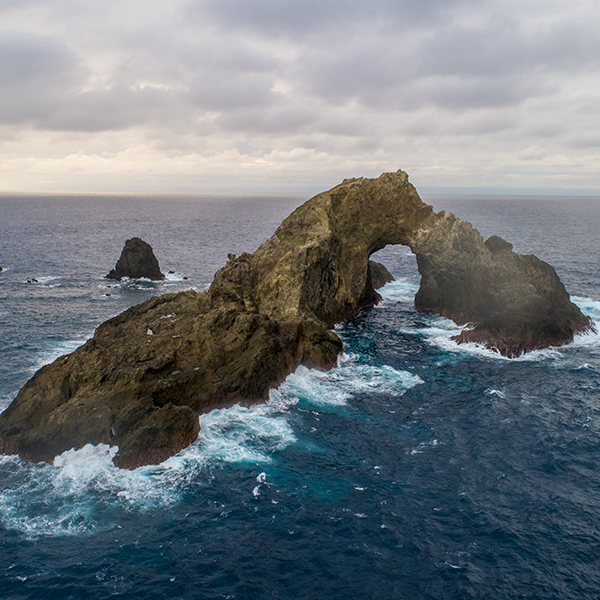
0 191 599 599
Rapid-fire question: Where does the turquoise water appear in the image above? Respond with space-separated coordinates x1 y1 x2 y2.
1 193 599 599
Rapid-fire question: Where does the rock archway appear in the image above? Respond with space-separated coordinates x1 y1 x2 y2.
0 171 592 468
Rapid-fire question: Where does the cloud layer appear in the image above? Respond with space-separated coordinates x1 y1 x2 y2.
0 0 599 193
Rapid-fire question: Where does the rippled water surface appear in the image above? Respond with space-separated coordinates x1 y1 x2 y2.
1 192 599 599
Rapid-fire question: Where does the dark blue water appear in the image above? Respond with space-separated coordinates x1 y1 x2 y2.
1 193 599 599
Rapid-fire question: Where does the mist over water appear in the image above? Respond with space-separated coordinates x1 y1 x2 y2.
1 193 600 599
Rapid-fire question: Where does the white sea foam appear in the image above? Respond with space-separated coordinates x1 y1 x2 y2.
31 338 89 373
280 355 423 408
164 272 186 282
413 317 567 362
99 274 196 292
0 394 15 414
396 299 600 362
37 275 61 285
571 296 600 348
194 402 297 464
0 442 204 537
573 296 600 321
379 281 600 360
0 395 299 537
378 279 514 360
410 438 442 455
0 349 425 537
23 275 62 287
378 279 420 304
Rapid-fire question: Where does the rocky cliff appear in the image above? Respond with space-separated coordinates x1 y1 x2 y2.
0 171 593 468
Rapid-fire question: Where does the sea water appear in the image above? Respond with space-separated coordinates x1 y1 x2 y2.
0 192 599 599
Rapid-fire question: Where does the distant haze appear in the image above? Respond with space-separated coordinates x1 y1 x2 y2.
1 0 599 195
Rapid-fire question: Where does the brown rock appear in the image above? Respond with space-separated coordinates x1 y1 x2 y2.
369 260 395 290
0 170 593 468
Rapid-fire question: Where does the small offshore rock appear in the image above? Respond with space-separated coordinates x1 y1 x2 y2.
106 237 165 281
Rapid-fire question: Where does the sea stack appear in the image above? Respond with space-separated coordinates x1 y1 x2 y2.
106 237 165 281
0 170 593 469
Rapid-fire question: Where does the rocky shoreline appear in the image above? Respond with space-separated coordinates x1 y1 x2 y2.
0 170 593 468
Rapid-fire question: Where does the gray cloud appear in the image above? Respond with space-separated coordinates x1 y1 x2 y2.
187 71 275 111
217 103 320 135
46 86 177 132
0 0 598 192
191 0 479 39
0 30 82 123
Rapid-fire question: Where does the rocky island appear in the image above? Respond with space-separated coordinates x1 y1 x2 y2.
106 237 165 281
0 171 593 469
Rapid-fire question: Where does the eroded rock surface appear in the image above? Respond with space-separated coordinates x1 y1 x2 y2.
106 237 165 281
0 170 593 468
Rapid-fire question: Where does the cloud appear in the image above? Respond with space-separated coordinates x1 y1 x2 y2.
0 0 598 192
192 0 479 39
0 30 83 123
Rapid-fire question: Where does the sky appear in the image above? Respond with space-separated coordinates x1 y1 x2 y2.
1 0 599 195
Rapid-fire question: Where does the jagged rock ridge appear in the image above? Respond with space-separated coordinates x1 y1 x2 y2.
106 237 165 281
0 171 593 468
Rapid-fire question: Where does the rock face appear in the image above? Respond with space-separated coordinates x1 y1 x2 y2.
106 237 165 281
369 260 395 290
0 170 593 468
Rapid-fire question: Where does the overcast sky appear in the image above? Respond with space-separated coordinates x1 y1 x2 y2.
1 0 599 194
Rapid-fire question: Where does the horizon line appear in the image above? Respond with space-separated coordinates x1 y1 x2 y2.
0 186 599 198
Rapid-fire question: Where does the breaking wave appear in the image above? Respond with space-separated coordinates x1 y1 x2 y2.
380 281 600 360
0 347 422 538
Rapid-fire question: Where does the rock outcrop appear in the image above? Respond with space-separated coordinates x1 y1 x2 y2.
106 237 165 281
369 260 395 290
410 213 591 356
0 170 593 468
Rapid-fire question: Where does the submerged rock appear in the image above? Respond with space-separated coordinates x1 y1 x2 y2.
106 237 165 281
0 170 593 468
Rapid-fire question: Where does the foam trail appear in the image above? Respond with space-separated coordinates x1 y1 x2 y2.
0 394 14 414
0 388 300 537
32 338 90 373
379 281 600 361
280 355 423 407
23 275 62 287
0 311 423 539
571 296 600 348
193 401 297 464
164 272 186 282
395 309 569 362
573 296 600 320
378 279 420 304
